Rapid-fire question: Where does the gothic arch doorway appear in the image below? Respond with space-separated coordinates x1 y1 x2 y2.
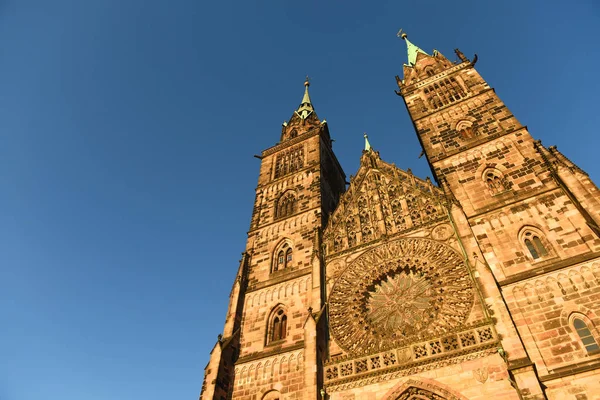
384 378 468 400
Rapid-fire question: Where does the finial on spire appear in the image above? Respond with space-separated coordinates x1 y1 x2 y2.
397 28 407 40
364 133 372 152
304 75 310 87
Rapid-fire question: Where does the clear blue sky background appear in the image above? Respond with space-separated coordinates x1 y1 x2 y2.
1 1 599 399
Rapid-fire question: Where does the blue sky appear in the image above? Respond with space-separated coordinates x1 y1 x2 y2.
1 1 599 399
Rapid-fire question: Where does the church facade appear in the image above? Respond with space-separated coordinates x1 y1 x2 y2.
199 34 600 400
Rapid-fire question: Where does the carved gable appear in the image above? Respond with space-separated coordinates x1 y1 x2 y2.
323 150 447 256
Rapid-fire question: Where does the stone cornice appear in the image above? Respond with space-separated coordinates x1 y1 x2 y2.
246 268 311 293
236 342 305 366
466 184 560 221
498 251 600 287
261 126 322 157
540 358 600 382
401 62 470 95
247 206 320 235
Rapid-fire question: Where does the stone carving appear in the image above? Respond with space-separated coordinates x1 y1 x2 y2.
325 348 497 392
323 151 447 255
387 378 466 400
329 238 474 355
366 272 435 333
396 387 447 400
431 223 453 241
324 324 497 383
473 367 488 383
510 262 600 306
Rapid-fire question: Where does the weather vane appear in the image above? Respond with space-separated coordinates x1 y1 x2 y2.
397 28 403 38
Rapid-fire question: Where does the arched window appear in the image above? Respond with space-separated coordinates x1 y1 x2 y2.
572 317 600 354
483 168 508 195
268 307 288 344
423 77 467 109
518 227 552 261
456 120 477 140
274 145 304 179
276 192 297 219
523 231 548 260
272 241 293 272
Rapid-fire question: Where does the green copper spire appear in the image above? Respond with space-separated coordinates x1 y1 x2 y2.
296 77 314 120
364 133 372 152
398 29 428 66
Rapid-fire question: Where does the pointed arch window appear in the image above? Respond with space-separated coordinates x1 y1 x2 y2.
483 168 508 195
273 242 293 272
274 145 304 179
423 77 467 109
572 316 600 354
456 120 477 140
268 307 288 344
519 227 552 261
276 192 297 219
523 231 548 260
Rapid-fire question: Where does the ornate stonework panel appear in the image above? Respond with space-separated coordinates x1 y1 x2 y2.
325 348 498 392
366 271 435 333
473 366 488 383
324 325 497 384
431 223 453 241
323 151 448 256
329 237 474 355
395 387 446 400
387 378 466 400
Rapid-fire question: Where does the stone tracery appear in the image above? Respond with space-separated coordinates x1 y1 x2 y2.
323 152 447 255
329 238 474 355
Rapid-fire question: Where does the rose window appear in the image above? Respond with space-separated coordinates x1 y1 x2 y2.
328 238 474 355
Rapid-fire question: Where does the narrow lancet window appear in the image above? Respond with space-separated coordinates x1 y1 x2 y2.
270 308 287 343
483 168 508 195
273 242 293 273
276 192 297 219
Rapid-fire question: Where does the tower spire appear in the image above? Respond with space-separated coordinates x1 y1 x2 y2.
364 133 372 151
397 29 428 66
296 76 314 120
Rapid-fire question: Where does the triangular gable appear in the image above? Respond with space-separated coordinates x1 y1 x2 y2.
324 150 447 255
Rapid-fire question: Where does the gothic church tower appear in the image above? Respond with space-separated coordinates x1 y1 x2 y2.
394 33 600 399
200 80 346 400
